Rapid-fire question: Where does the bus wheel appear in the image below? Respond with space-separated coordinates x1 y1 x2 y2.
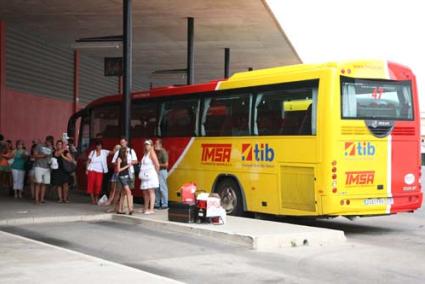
216 178 244 216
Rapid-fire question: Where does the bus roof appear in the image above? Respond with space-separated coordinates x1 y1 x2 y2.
86 59 413 108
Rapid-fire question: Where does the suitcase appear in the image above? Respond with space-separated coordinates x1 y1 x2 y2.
168 202 196 223
176 183 196 204
117 192 133 215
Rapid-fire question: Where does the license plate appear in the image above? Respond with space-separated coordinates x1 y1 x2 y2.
363 198 394 206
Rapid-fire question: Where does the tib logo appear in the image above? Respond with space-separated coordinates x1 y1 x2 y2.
345 142 376 157
242 143 275 161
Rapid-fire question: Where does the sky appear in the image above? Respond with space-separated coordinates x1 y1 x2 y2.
267 0 425 113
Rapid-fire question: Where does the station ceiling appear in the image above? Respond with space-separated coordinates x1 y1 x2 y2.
0 0 301 88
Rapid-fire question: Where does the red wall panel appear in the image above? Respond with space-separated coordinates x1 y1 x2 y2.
3 89 77 146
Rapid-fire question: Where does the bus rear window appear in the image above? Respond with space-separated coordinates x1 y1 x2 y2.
341 77 413 120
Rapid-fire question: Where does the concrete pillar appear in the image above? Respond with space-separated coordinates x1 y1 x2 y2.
0 21 5 133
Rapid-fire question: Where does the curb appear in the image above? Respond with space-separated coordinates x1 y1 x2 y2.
0 214 113 226
112 214 255 248
112 214 346 250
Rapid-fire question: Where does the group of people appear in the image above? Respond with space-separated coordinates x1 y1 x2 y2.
85 136 169 215
0 133 78 204
0 133 169 215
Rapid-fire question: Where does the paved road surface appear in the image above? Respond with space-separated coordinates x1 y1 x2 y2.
2 206 425 284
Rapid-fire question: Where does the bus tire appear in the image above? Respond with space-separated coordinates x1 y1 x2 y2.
215 178 244 216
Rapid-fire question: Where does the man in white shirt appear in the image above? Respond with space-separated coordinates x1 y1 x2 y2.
112 137 138 188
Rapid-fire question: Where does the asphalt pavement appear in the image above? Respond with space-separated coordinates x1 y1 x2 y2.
2 206 425 284
1 190 424 284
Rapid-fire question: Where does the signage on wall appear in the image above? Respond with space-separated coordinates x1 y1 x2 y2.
104 57 123 76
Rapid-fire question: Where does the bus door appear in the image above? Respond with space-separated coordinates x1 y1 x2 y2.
158 98 200 192
68 110 91 191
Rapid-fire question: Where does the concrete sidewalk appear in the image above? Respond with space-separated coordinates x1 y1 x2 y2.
0 193 346 251
0 230 182 284
0 193 110 226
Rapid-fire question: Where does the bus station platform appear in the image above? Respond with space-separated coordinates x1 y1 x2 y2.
113 211 346 250
0 230 182 284
0 194 346 251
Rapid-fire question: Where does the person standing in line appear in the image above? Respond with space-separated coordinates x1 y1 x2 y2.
0 140 13 193
111 137 138 189
33 135 54 204
66 138 78 190
115 147 133 215
11 140 28 199
27 142 38 199
154 139 169 209
139 139 160 214
86 140 110 204
106 144 121 209
51 140 75 203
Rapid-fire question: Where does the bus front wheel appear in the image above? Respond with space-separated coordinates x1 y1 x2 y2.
215 178 244 216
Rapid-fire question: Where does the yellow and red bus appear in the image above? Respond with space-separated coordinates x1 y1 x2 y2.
68 59 422 217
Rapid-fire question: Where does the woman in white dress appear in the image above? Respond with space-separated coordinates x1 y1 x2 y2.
139 139 160 214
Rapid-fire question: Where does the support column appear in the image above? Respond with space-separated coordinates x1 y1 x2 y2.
187 17 194 85
224 48 230 79
0 21 6 134
122 0 133 141
73 49 80 115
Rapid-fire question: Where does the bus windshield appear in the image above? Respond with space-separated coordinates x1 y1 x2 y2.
341 76 413 120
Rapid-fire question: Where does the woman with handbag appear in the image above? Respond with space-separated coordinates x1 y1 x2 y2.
86 140 110 204
139 139 160 214
51 140 75 203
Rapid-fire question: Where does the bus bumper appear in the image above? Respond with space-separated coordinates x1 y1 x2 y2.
321 192 423 216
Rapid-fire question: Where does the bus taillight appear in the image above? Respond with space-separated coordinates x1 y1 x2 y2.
332 161 337 193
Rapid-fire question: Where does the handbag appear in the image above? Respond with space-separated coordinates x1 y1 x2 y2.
50 157 59 170
24 159 34 172
139 169 153 181
133 163 141 177
63 159 77 173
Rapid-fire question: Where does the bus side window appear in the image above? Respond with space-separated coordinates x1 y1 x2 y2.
202 94 251 136
90 105 120 139
131 102 158 138
80 116 90 153
255 81 318 136
160 99 199 137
